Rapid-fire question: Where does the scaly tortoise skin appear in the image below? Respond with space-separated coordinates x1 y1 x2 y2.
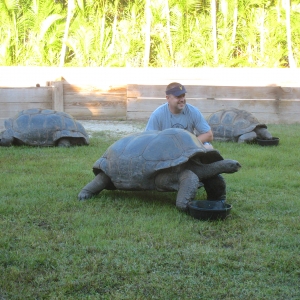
207 108 273 143
78 128 241 211
0 108 89 147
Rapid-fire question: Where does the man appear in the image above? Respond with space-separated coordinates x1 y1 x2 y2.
145 82 226 201
145 82 214 149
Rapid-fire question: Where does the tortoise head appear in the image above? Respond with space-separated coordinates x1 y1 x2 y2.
0 130 14 146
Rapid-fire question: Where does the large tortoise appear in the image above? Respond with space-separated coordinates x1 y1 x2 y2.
78 128 241 211
0 108 89 147
207 108 273 143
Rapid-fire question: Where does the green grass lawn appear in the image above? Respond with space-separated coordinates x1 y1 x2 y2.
1 125 299 299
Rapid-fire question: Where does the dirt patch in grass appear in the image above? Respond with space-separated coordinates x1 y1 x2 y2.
78 120 147 138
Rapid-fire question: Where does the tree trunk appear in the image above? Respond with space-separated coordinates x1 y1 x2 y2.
110 0 120 54
59 0 75 67
231 0 238 44
211 0 218 64
284 0 296 68
144 0 151 67
165 0 173 65
100 9 106 61
259 7 265 57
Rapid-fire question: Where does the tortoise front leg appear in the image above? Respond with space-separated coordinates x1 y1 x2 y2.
176 170 203 211
237 131 257 143
155 170 202 211
78 172 110 200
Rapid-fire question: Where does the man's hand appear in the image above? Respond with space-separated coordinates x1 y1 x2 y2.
203 142 214 150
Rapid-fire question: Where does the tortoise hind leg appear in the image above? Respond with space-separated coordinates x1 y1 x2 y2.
78 172 111 200
57 138 71 147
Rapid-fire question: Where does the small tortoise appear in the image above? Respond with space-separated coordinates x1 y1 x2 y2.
78 128 241 211
0 108 89 147
207 108 273 143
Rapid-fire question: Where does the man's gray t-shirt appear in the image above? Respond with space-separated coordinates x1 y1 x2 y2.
145 103 210 135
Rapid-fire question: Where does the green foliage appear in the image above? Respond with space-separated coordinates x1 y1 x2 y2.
1 124 300 299
0 0 299 66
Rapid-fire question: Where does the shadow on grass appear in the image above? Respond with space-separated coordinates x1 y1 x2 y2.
84 190 177 209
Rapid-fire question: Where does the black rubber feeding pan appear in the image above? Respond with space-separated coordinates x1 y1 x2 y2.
256 137 279 146
188 200 232 221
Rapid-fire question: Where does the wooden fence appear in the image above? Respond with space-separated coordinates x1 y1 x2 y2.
0 80 128 130
1 67 300 130
127 84 300 124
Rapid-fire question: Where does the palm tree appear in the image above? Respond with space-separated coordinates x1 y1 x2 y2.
0 0 19 64
1 0 299 67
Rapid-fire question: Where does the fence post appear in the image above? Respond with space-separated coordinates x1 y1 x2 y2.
51 80 64 112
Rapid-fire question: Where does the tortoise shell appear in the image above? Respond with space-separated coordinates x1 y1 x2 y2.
207 108 267 142
92 128 223 190
1 108 89 146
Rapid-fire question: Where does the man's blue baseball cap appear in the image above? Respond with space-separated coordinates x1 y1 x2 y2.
166 85 187 97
